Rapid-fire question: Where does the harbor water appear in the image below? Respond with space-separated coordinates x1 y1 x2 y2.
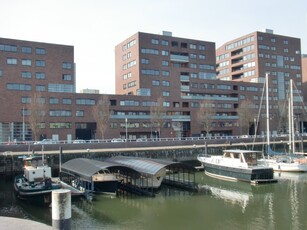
1 172 307 230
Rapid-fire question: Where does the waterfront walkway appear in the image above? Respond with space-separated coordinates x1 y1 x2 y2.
0 216 51 230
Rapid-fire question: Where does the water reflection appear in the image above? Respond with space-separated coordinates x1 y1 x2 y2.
1 172 307 229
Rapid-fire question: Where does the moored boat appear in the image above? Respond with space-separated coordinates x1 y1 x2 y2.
197 149 276 184
258 74 307 172
92 169 120 195
14 154 61 206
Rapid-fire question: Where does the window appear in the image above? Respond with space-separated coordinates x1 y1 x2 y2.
162 91 170 97
199 45 205 50
171 41 178 47
190 53 196 59
62 98 72 104
50 122 72 129
141 48 159 55
199 54 206 60
36 60 45 67
36 48 46 55
49 98 59 104
7 58 17 65
0 44 17 52
76 98 95 105
161 40 168 46
161 50 169 56
76 110 84 117
48 83 74 93
36 85 46 91
141 58 149 64
62 74 72 81
151 39 159 45
36 72 45 79
22 46 32 54
49 110 72 117
0 69 2 77
7 83 31 91
277 55 284 68
21 59 32 66
162 71 169 76
21 71 32 79
152 80 160 86
162 61 169 66
21 96 31 104
162 80 170 86
190 63 197 69
190 44 196 49
62 62 72 69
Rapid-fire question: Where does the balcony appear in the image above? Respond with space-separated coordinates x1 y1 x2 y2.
170 54 189 63
180 75 190 82
180 85 190 92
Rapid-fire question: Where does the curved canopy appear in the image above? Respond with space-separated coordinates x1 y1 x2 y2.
106 156 196 176
61 158 139 182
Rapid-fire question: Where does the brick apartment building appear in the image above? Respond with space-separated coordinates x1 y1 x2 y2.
216 29 305 134
0 30 305 143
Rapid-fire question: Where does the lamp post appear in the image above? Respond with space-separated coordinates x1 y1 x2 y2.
125 118 128 142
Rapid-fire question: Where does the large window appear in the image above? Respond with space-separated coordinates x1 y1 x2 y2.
36 72 45 79
76 98 95 105
22 47 32 54
7 83 31 91
50 122 72 129
62 62 72 69
21 71 32 79
36 60 45 67
62 74 72 81
36 48 46 55
22 59 32 66
48 83 74 93
0 44 17 52
62 98 72 104
36 85 46 91
277 55 284 68
49 98 59 104
7 58 17 65
49 110 72 117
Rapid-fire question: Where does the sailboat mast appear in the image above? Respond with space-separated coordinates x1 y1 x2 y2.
266 73 270 151
289 79 295 153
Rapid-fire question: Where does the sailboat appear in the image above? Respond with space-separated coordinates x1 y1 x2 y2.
258 74 307 172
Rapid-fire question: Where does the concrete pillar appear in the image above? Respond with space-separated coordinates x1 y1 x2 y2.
52 189 71 230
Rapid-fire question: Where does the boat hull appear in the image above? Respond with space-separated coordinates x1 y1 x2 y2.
94 180 119 195
14 175 61 206
203 162 275 183
258 159 307 172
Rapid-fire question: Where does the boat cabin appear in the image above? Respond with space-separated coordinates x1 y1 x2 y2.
223 150 262 166
23 155 52 182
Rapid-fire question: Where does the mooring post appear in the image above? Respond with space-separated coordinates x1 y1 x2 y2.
52 189 71 230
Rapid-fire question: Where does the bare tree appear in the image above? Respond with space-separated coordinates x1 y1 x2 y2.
197 100 216 137
92 95 110 139
237 99 256 135
27 92 46 141
150 97 165 138
276 100 288 133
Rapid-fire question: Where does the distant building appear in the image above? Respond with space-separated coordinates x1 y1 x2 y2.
80 89 100 94
0 30 305 143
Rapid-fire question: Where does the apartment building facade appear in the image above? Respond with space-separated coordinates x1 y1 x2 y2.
216 29 305 134
0 30 305 143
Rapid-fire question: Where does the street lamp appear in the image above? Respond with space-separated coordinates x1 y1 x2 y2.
125 118 128 142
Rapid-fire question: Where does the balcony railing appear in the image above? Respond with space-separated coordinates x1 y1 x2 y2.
170 54 189 63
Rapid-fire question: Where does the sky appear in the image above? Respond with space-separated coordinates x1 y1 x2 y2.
1 0 307 94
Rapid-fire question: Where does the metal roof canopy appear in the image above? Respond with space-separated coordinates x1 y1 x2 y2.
105 156 196 176
61 158 140 182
